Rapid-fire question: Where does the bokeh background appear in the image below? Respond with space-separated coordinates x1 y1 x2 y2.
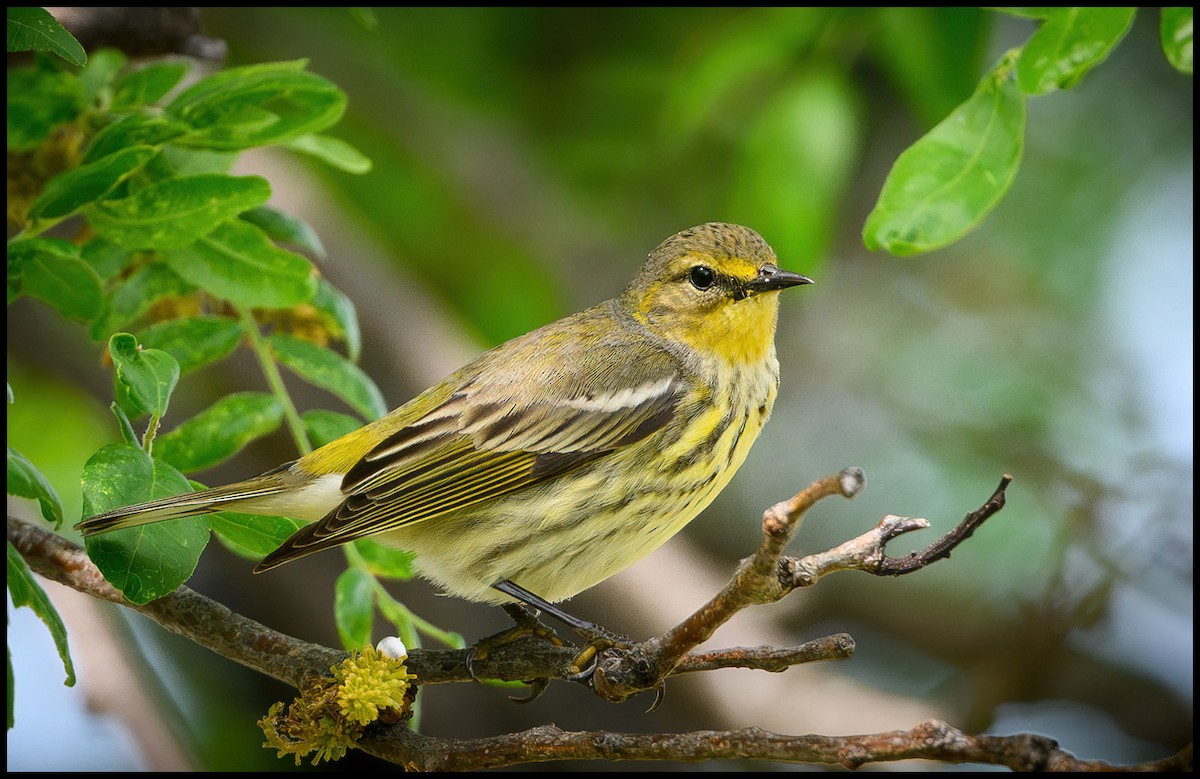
7 7 1192 771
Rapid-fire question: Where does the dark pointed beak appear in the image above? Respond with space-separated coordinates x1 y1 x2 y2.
741 265 813 298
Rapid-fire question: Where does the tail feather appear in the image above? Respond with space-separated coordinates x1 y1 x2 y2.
253 521 334 572
76 480 291 536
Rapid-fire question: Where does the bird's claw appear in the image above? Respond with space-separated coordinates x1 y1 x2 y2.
508 676 550 703
467 603 566 684
566 643 602 682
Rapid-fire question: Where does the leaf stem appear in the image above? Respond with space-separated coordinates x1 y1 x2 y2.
141 412 161 454
374 581 464 649
343 544 464 650
238 307 312 455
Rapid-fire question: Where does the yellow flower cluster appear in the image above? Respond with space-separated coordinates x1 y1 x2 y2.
333 644 417 725
259 645 416 765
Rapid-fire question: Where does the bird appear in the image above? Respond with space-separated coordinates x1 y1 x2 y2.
77 222 812 635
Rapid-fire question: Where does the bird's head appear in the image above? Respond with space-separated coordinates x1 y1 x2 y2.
620 223 812 365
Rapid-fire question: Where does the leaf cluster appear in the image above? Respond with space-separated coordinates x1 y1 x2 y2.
863 7 1191 255
5 10 435 733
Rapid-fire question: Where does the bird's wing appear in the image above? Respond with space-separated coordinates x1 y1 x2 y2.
256 322 684 570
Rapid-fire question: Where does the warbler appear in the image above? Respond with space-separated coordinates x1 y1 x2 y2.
77 222 811 629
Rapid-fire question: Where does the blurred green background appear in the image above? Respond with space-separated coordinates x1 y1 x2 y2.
7 7 1191 771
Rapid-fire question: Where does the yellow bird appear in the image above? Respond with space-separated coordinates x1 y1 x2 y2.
78 222 811 631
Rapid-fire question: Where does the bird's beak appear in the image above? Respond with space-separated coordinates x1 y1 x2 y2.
740 265 813 298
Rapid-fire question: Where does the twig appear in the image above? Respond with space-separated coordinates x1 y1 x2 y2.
782 474 1012 586
590 469 1011 703
670 635 855 675
238 306 313 455
874 473 1011 575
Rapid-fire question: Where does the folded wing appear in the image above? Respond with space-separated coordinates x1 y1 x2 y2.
255 340 682 571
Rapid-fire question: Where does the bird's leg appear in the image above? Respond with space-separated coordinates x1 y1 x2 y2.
493 580 632 646
466 601 565 677
463 600 570 702
492 580 634 680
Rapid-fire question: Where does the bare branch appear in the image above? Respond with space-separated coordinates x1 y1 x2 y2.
671 635 855 675
588 469 1010 703
587 468 865 701
7 515 340 688
874 473 1011 575
359 719 1193 772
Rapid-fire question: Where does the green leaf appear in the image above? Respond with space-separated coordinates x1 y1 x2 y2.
6 7 86 66
161 219 317 308
7 447 64 527
992 8 1060 21
1161 8 1194 75
7 238 103 322
86 174 272 250
863 52 1026 257
81 444 209 604
313 278 361 361
301 410 362 449
111 60 190 111
352 539 415 580
136 315 243 374
89 262 195 340
28 145 158 222
240 205 327 259
349 8 379 31
6 65 87 151
110 401 138 447
334 567 375 651
79 48 127 103
108 333 180 418
159 146 238 176
7 542 76 697
167 60 348 151
1016 7 1136 95
268 334 387 421
209 509 305 559
154 392 283 473
80 237 134 281
84 114 191 163
283 133 373 174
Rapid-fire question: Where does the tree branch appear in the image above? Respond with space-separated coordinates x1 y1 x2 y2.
4 515 852 689
7 514 340 688
359 719 1193 772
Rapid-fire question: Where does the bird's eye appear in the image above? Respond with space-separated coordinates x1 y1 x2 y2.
689 265 716 290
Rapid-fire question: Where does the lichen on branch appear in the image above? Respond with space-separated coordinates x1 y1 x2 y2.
259 645 416 766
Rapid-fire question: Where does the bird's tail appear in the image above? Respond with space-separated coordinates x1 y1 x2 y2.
75 473 293 537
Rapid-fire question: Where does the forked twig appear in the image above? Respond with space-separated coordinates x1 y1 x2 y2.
589 470 1012 703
